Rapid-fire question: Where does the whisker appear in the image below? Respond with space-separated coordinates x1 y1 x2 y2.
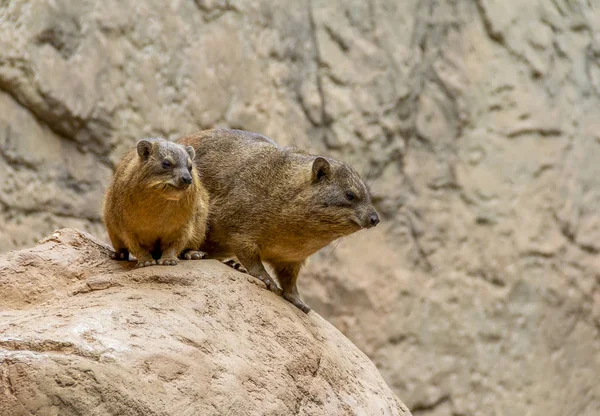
366 177 377 194
326 238 343 257
290 129 299 149
365 164 373 183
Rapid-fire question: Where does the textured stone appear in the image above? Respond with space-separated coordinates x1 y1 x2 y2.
0 229 410 416
0 1 599 415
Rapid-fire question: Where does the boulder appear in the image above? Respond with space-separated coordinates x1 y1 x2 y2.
0 228 411 416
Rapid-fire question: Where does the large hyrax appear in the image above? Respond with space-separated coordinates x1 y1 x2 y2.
103 138 209 268
177 129 380 313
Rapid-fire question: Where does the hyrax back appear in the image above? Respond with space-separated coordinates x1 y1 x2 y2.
103 138 209 268
177 129 379 312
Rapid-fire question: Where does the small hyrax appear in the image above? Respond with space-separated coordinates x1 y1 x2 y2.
177 128 380 313
103 138 209 268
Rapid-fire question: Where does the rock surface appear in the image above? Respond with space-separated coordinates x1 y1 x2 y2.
0 228 410 416
1 1 600 415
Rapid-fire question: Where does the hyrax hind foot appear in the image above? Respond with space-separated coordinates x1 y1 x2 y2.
181 250 207 260
223 259 248 273
111 249 129 261
283 292 311 314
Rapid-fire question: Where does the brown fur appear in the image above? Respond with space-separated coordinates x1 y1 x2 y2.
103 138 209 267
177 128 379 313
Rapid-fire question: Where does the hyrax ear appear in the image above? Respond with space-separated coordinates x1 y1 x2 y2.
185 145 195 161
312 157 330 182
137 140 153 161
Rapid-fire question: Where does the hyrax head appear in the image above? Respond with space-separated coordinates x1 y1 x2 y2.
136 138 196 190
302 156 379 235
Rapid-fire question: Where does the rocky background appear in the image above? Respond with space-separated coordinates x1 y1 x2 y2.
0 1 599 415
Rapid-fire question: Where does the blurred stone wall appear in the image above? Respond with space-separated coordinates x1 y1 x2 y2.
1 1 599 414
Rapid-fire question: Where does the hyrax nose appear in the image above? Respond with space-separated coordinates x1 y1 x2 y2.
181 173 193 185
369 213 380 228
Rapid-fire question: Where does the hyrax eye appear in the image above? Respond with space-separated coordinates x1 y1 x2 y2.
346 191 355 201
162 160 172 169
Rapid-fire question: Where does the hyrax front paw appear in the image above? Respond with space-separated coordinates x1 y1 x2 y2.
182 250 207 260
157 257 179 266
136 260 156 268
283 292 311 314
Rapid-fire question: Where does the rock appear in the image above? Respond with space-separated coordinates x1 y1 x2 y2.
0 229 410 416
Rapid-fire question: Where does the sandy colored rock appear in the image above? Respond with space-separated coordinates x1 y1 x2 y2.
0 228 410 416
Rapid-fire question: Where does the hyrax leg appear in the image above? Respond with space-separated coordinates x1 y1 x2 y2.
235 248 281 294
107 229 129 261
272 261 310 314
157 243 182 266
125 239 156 268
